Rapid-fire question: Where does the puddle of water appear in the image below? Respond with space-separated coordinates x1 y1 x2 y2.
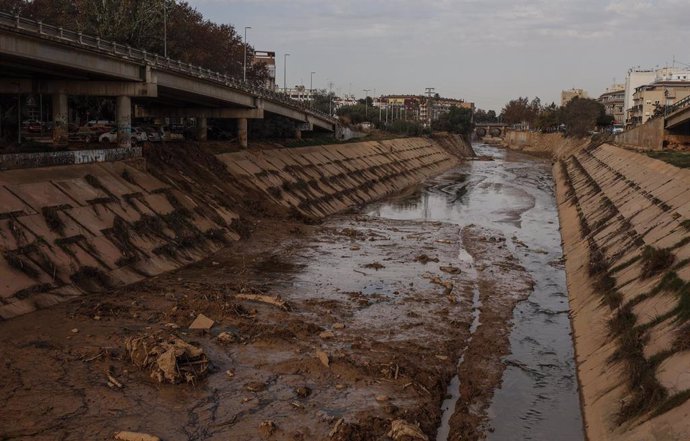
367 143 585 441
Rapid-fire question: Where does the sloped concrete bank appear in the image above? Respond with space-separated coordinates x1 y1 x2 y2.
555 143 690 440
503 131 690 439
0 136 468 320
503 130 588 159
218 136 466 220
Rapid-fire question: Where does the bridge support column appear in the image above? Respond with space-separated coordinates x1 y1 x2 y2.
238 118 248 148
196 116 208 141
294 128 302 141
116 96 132 149
52 93 68 145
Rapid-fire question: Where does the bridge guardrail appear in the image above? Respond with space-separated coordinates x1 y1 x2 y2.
0 11 337 125
666 95 690 116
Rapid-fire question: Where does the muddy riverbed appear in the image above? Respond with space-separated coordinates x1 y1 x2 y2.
0 143 583 440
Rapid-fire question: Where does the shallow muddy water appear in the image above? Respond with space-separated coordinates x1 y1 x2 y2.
368 143 584 440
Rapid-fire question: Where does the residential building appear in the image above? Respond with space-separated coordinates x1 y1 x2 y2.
561 88 589 106
598 84 625 125
627 81 690 126
285 85 314 102
623 66 690 120
252 51 276 90
378 95 473 125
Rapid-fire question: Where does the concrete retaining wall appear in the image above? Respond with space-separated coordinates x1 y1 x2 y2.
0 160 240 320
0 137 459 319
218 137 459 219
555 143 690 440
0 147 143 171
614 117 665 151
503 130 589 159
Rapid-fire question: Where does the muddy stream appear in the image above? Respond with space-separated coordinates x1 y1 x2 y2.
368 143 585 440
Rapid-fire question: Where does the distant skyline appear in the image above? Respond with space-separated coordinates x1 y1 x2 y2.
188 0 690 111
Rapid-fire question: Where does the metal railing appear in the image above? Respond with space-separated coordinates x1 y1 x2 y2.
665 95 690 117
0 11 337 125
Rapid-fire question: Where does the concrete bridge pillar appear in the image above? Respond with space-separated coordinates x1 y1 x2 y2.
116 95 132 149
294 128 302 141
196 116 207 141
238 118 248 148
51 93 69 145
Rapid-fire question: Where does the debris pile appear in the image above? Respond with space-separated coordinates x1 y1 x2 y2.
124 333 209 384
387 419 429 441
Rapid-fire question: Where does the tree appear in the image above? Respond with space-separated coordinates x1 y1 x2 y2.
562 97 608 137
535 103 562 132
432 106 474 136
310 90 337 115
500 97 540 126
474 109 498 123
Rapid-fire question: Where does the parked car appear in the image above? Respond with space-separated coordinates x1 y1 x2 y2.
143 127 163 142
78 127 104 143
98 127 148 145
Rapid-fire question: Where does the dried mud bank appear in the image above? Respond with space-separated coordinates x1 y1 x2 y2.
0 136 466 320
555 143 690 440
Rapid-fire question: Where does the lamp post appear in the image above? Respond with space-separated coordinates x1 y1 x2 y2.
363 89 370 119
283 53 290 93
243 26 252 82
162 0 167 57
310 72 315 108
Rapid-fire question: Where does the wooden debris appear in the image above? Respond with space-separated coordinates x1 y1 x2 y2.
189 313 214 330
316 350 330 367
114 431 161 441
235 294 289 311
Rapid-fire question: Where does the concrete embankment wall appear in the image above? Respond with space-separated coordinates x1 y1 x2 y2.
614 117 665 151
555 143 690 440
217 137 461 219
0 160 242 320
502 130 588 159
0 136 462 319
503 130 690 438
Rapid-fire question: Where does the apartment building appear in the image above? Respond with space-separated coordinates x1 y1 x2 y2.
627 81 690 126
598 84 625 125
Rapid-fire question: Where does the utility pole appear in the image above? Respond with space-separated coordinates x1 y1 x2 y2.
363 89 370 120
243 26 252 82
162 0 167 58
283 53 290 92
310 72 315 107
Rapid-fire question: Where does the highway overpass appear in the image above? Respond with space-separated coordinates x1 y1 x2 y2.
0 12 339 147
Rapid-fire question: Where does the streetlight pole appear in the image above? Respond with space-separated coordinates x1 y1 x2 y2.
310 71 315 108
162 0 167 58
283 53 290 93
243 26 252 82
363 89 370 120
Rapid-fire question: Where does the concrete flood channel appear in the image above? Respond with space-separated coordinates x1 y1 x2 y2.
0 142 584 440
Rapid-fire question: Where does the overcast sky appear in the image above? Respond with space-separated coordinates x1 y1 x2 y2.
188 0 690 111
